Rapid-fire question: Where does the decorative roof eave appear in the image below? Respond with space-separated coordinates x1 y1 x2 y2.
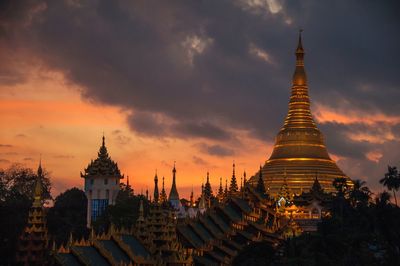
81 136 124 179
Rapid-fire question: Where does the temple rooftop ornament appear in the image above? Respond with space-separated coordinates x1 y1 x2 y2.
81 135 122 178
251 30 351 195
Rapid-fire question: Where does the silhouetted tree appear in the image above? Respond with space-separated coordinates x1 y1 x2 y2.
332 177 349 197
349 179 371 208
0 163 52 202
380 165 400 206
93 183 149 232
47 188 88 245
233 240 275 266
278 170 400 265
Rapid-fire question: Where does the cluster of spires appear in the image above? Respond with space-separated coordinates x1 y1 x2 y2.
133 160 260 208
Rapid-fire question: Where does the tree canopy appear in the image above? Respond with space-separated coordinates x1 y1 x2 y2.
47 187 88 245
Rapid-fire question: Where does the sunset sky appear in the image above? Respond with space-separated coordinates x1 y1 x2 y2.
1 1 399 199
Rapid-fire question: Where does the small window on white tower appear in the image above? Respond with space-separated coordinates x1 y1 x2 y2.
104 178 108 185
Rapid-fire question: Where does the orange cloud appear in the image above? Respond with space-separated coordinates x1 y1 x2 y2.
313 103 400 125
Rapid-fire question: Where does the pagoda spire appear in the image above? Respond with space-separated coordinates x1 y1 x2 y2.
256 165 266 195
169 162 179 201
293 29 306 86
33 158 44 207
229 161 238 193
198 183 206 212
283 29 317 130
224 178 228 196
38 155 43 177
217 177 224 202
243 171 247 187
204 171 213 204
160 176 167 202
190 186 194 207
154 170 159 203
98 134 109 159
16 160 48 264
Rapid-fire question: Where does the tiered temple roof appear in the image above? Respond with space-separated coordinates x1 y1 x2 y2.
16 161 49 265
80 136 122 179
54 228 155 265
176 186 283 265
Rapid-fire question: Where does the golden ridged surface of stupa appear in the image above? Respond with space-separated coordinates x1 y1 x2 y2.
253 32 351 196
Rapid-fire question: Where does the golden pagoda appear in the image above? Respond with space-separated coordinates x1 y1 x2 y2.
16 161 49 265
255 31 351 196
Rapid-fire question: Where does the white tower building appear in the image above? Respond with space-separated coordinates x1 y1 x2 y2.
81 135 123 227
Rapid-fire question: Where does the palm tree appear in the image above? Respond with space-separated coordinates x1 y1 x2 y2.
332 177 349 222
379 166 400 207
349 179 371 208
333 177 349 197
375 191 391 207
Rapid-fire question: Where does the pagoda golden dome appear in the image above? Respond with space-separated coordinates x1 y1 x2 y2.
253 31 351 196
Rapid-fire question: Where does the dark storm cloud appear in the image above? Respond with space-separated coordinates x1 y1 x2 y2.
197 143 235 157
320 122 374 159
192 156 208 166
1 0 400 187
172 121 232 140
129 111 232 140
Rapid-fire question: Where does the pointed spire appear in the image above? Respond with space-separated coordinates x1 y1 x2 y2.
292 29 308 85
168 162 179 201
217 177 224 201
98 134 109 159
145 188 149 201
311 171 323 193
154 170 159 203
296 29 304 54
243 171 247 187
198 184 206 211
256 165 266 194
224 177 228 197
204 171 213 204
37 155 43 177
126 175 130 187
190 186 194 207
160 176 167 202
33 159 44 207
229 161 238 193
